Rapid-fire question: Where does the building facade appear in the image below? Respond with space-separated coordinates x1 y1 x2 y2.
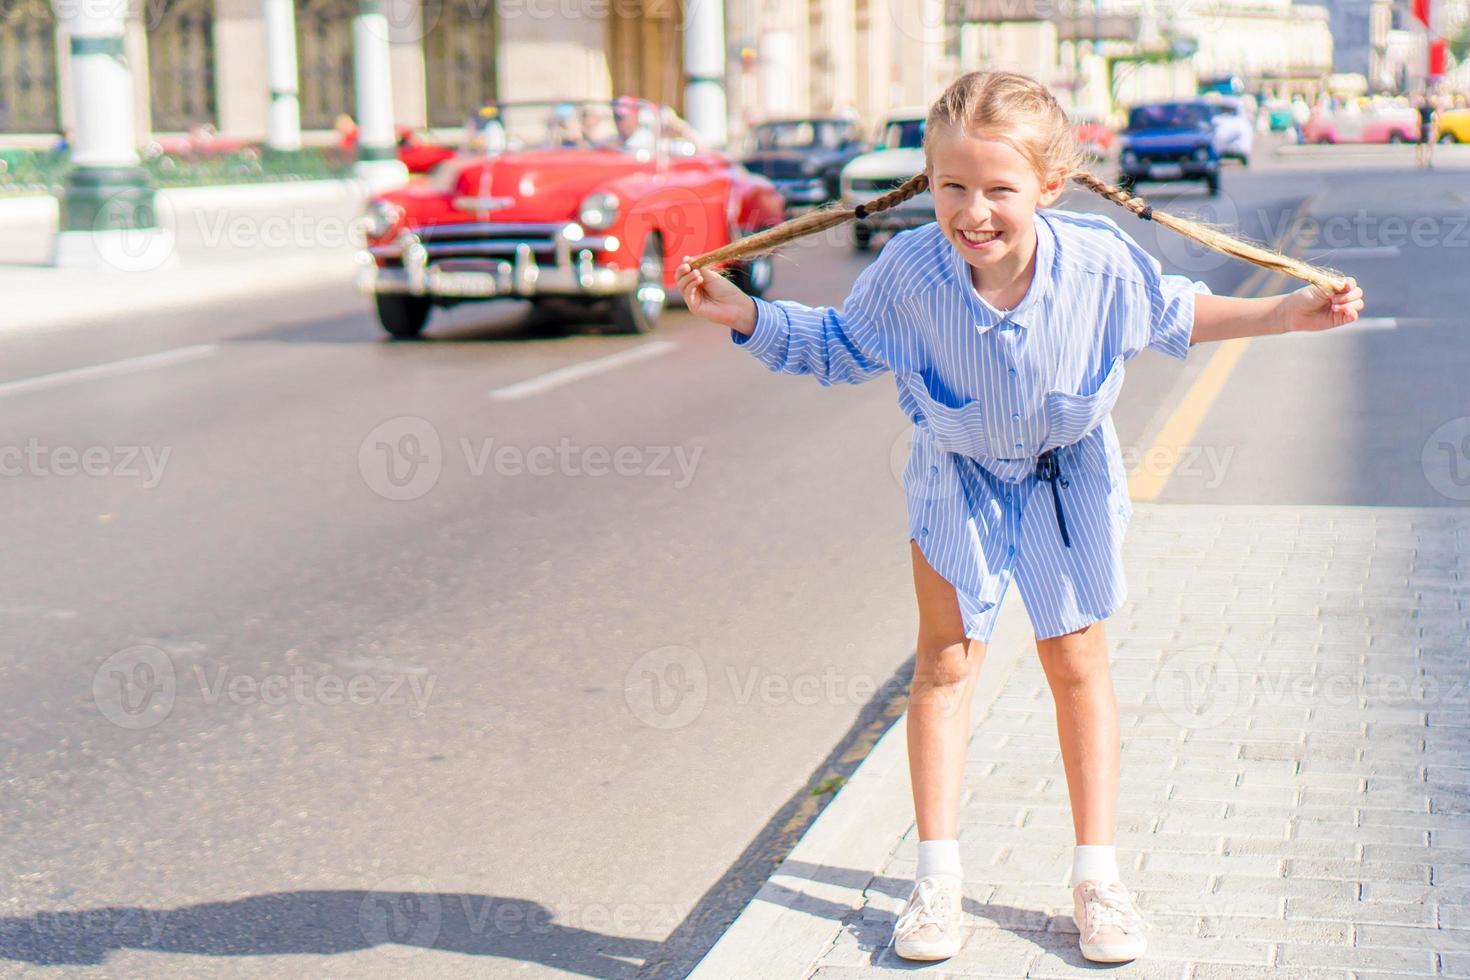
1 0 961 147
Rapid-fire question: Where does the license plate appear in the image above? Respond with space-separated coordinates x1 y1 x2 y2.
1148 163 1184 179
430 270 499 297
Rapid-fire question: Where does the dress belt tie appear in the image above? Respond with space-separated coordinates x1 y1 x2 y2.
1034 448 1072 549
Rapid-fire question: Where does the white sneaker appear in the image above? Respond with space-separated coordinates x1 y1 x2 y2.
1072 878 1148 963
891 874 964 961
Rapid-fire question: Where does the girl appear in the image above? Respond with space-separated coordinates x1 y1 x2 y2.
675 71 1364 965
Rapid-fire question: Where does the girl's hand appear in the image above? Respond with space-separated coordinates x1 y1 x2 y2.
1281 276 1364 333
675 257 758 335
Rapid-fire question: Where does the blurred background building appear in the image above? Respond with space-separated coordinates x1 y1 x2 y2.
0 0 1466 148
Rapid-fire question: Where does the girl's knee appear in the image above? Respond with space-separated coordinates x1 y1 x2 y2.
1035 621 1108 688
914 634 983 689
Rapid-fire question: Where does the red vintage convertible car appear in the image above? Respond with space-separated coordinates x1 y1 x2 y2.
355 98 785 337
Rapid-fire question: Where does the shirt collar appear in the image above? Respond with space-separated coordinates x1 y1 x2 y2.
950 210 1055 330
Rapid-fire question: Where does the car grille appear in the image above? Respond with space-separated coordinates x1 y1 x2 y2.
373 222 566 267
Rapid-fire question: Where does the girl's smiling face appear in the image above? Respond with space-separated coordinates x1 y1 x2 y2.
926 127 1065 280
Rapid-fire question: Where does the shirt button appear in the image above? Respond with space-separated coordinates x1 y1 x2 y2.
921 527 930 537
1011 413 1020 421
929 465 938 476
1008 545 1016 557
1014 442 1023 451
1008 368 1017 377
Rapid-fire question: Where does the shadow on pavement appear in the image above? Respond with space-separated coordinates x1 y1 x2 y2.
0 889 658 976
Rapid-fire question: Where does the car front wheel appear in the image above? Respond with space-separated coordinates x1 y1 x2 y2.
376 293 432 339
610 232 666 334
1205 172 1221 196
1440 132 1459 144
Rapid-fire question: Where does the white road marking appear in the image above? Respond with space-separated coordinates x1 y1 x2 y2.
1306 246 1401 259
488 340 676 400
1336 317 1398 331
0 344 220 400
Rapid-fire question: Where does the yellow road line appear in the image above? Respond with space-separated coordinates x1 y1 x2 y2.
1126 204 1310 502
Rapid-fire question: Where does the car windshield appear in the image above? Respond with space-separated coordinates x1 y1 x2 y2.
463 100 662 155
1128 103 1211 131
883 118 925 149
754 120 848 150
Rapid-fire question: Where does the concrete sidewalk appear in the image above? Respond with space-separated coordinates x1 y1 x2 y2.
691 504 1470 979
0 179 375 333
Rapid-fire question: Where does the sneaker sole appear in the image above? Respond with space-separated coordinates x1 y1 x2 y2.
1079 939 1146 963
892 936 962 961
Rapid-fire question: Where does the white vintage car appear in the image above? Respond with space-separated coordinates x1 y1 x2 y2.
1201 95 1254 165
838 110 934 251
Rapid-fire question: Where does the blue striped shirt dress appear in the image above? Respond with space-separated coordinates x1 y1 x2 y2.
730 209 1212 642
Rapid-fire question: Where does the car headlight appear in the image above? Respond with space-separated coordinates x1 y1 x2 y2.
579 191 619 231
1194 147 1211 161
360 199 403 242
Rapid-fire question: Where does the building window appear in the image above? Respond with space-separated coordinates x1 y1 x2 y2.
297 0 356 131
0 0 58 133
147 0 218 131
608 0 684 112
425 0 498 127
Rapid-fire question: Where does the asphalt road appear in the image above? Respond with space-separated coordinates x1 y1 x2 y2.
0 149 1465 979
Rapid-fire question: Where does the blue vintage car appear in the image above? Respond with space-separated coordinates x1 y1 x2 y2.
1117 101 1221 196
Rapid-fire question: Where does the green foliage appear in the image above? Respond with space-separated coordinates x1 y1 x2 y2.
0 145 354 197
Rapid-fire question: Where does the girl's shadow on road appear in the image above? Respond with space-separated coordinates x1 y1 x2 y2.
0 889 657 977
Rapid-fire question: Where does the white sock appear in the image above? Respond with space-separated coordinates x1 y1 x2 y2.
1071 844 1120 887
916 839 962 882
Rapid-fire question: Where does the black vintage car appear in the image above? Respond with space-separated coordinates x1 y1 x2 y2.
740 117 866 212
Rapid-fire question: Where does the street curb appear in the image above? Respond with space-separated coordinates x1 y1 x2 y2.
0 176 376 228
687 590 1035 980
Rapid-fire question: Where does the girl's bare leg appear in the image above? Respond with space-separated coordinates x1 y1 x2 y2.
1035 621 1118 844
907 539 987 840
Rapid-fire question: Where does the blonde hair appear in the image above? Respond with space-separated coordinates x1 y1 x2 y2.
690 71 1347 293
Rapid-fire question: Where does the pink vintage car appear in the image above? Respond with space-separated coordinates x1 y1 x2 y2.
1303 103 1420 144
355 98 785 338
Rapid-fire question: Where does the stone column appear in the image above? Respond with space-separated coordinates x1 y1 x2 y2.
684 0 728 147
50 0 176 271
353 0 408 188
264 0 303 150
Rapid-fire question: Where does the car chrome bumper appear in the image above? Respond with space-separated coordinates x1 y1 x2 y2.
357 223 639 300
1121 160 1217 179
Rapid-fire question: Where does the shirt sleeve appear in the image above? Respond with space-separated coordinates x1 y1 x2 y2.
1104 217 1213 362
729 251 895 385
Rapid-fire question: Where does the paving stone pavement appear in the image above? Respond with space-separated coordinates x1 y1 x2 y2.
809 503 1470 980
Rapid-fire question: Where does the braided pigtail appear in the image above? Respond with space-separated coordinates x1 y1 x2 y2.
686 172 930 270
1067 170 1347 293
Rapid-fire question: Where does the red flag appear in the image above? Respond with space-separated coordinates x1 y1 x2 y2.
1429 36 1448 75
1412 0 1430 27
